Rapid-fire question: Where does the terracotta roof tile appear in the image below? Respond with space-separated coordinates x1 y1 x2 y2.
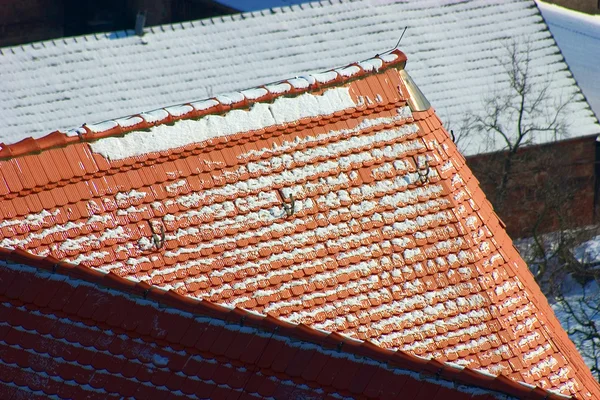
0 51 596 399
0 248 569 399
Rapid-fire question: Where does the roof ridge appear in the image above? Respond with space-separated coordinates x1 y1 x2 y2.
0 0 349 56
0 29 137 55
0 50 407 159
0 247 571 400
142 0 348 35
0 12 216 54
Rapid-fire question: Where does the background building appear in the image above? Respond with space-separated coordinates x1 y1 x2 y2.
0 0 237 47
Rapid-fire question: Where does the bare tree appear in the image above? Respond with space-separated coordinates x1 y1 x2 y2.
548 250 600 380
554 281 600 379
458 40 572 211
460 40 600 381
512 224 600 381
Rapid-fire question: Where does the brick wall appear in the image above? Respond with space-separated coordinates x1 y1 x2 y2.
543 0 600 14
467 135 599 238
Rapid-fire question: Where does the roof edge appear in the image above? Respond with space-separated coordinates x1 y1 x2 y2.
534 0 600 125
0 0 326 55
398 69 431 112
0 50 407 160
0 247 571 400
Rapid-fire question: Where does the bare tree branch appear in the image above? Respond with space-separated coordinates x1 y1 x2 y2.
460 39 572 211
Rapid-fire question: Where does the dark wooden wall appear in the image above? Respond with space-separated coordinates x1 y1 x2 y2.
0 0 237 47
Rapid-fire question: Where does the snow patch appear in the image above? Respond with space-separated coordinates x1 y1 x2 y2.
152 353 169 367
90 87 355 160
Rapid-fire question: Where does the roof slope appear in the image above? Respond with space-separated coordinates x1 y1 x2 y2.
1 0 598 154
0 51 598 398
537 0 600 118
216 0 308 11
0 249 570 400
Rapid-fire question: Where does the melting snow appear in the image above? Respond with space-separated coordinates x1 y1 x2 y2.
152 354 169 367
90 87 356 160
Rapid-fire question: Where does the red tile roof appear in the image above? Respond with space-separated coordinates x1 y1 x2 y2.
0 249 573 400
0 50 598 398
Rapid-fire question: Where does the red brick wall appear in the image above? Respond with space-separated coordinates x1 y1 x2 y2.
543 0 600 14
467 135 599 238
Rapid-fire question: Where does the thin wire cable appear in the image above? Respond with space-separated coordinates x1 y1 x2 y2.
381 27 408 54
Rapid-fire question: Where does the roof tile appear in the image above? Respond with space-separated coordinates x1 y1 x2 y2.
0 50 596 399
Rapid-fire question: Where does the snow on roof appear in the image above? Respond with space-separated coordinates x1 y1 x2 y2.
89 86 357 160
0 252 573 400
536 1 600 119
0 55 598 397
1 0 598 155
216 0 309 11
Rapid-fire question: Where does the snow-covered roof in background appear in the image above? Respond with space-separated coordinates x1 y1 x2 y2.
2 60 599 396
537 0 600 119
1 0 598 155
216 0 309 11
